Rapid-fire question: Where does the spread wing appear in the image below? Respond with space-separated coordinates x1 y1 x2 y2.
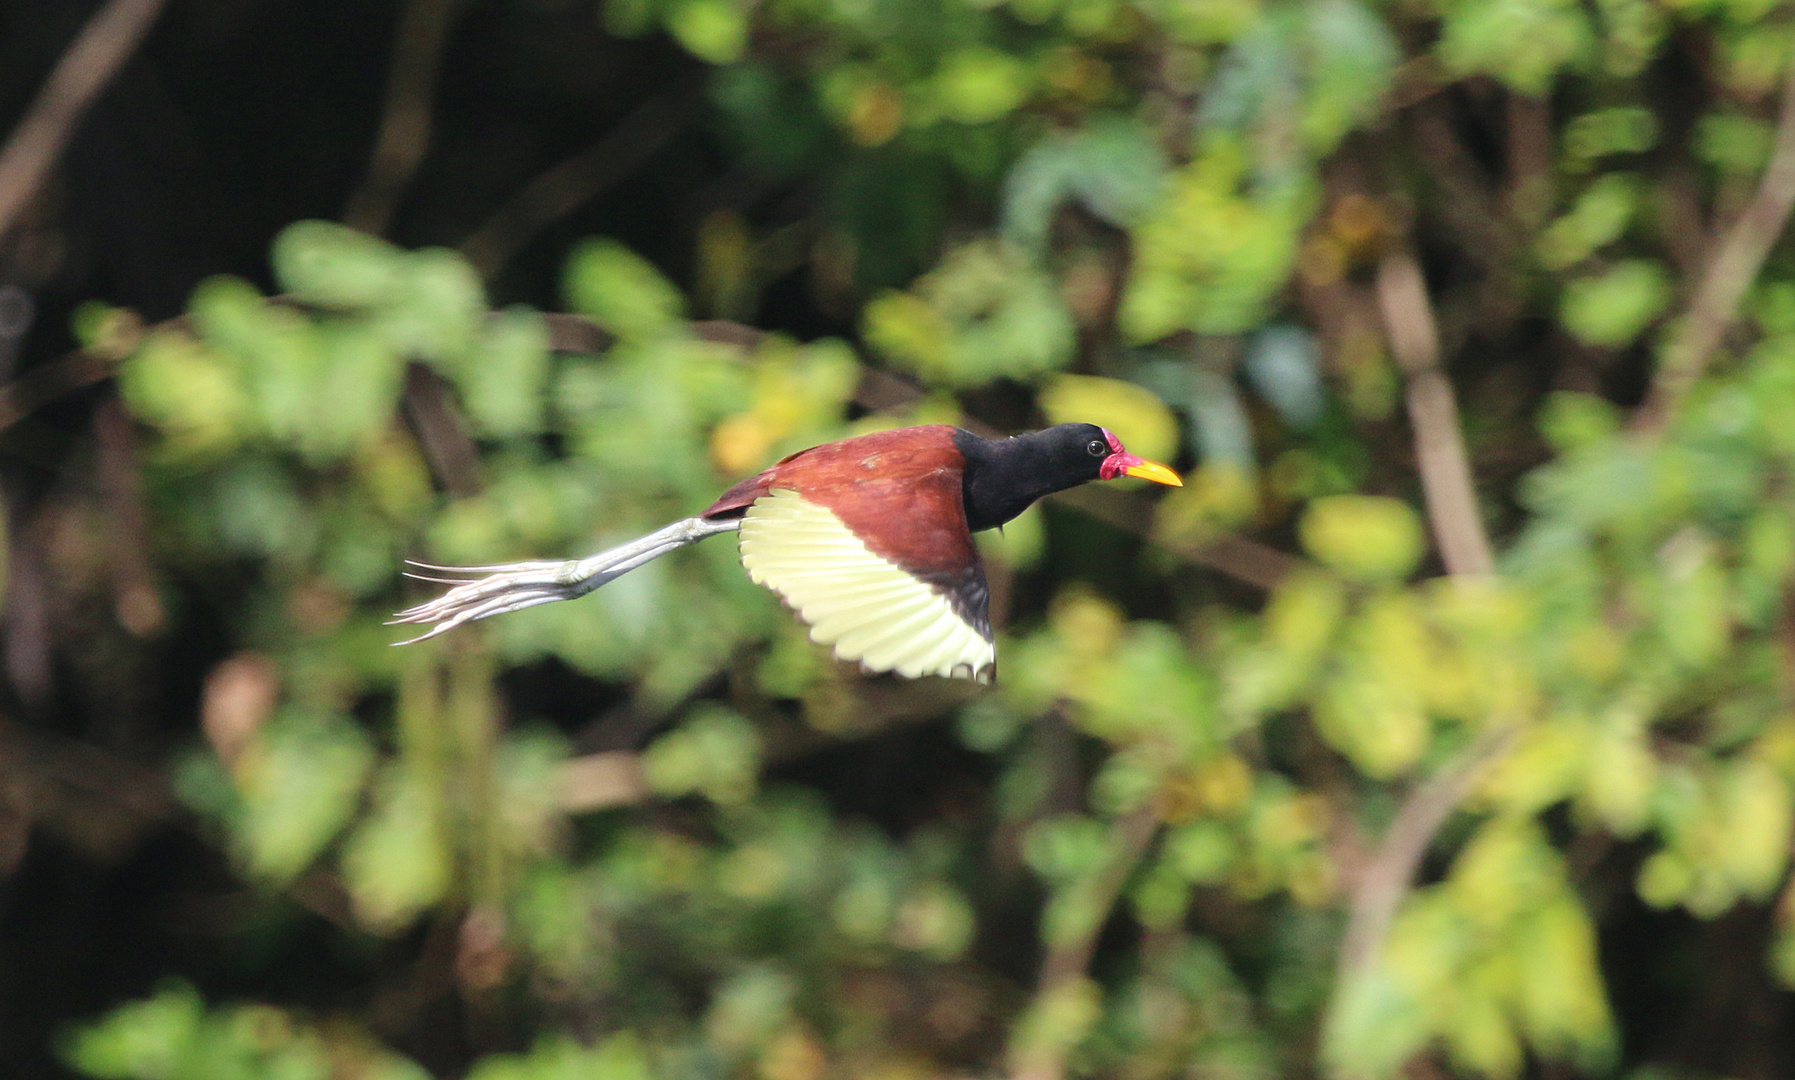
739 488 993 683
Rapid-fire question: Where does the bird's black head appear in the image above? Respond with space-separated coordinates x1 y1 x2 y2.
954 423 1181 533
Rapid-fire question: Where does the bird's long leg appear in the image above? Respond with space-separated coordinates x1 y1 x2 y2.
389 516 741 644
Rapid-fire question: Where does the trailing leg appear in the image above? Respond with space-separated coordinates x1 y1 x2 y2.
390 516 740 643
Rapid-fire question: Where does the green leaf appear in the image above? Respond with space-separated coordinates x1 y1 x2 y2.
1563 107 1659 161
1444 986 1523 1079
1436 0 1594 95
1513 897 1614 1060
705 966 796 1051
1652 528 1727 669
1580 723 1656 836
456 306 552 437
1537 174 1639 271
117 330 249 459
864 240 1075 386
932 47 1031 125
1299 495 1425 582
1537 391 1620 452
564 239 685 340
667 0 747 64
374 248 486 362
1716 758 1793 898
341 766 451 932
1299 0 1400 152
307 322 406 460
1559 259 1670 347
1165 820 1236 883
62 981 205 1080
643 703 761 805
233 710 374 884
891 881 975 960
1022 815 1109 881
1119 140 1314 340
272 220 406 310
1002 117 1168 250
1696 113 1773 176
1039 374 1180 463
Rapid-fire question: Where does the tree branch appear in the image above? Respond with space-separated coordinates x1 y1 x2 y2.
460 89 700 280
1324 245 1515 1059
1050 483 1300 591
557 752 648 813
1011 803 1160 1080
1374 249 1494 577
0 347 115 434
1637 45 1795 433
1333 724 1518 988
0 0 170 248
342 0 470 235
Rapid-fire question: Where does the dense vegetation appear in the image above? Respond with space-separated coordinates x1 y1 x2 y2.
6 0 1795 1076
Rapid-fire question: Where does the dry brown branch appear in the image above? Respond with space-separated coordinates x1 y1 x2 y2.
1638 45 1795 432
1321 246 1516 1069
201 653 280 771
0 717 177 871
460 90 700 279
1334 723 1518 986
1374 249 1494 577
94 397 165 635
1011 802 1160 1080
343 0 471 235
0 0 169 248
557 752 649 812
401 364 483 497
3 530 52 711
1504 94 1553 231
0 348 114 434
1052 476 1302 590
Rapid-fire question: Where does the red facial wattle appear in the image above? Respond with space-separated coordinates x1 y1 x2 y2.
1098 428 1183 486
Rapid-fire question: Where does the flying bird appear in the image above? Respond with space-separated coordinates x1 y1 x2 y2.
392 423 1181 682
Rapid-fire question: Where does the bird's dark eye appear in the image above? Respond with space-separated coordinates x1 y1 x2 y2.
1086 439 1108 457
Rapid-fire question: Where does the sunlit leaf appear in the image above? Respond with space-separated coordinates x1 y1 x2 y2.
231 709 374 884
1299 495 1425 582
668 0 748 64
932 47 1031 124
1039 374 1179 463
1560 259 1670 347
272 220 405 310
1436 0 1594 94
341 765 452 932
564 238 685 340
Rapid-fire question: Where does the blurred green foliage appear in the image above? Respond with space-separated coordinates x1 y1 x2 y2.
52 0 1795 1076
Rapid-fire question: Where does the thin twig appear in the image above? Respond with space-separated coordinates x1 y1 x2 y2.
460 90 700 280
1324 245 1513 1068
1637 41 1795 432
0 0 170 248
557 752 648 812
1051 484 1300 590
3 519 51 710
1011 803 1160 1080
0 348 115 434
1333 723 1518 986
1374 249 1494 576
343 0 470 235
401 364 482 497
93 397 165 635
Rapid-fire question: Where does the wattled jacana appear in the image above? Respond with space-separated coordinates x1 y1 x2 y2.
392 423 1181 682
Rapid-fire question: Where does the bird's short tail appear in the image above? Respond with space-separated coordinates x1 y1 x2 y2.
389 516 740 644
